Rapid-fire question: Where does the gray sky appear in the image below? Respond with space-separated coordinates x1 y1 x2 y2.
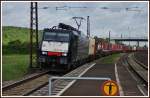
2 2 148 40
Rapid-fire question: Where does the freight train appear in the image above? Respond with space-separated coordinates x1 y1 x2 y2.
38 23 144 71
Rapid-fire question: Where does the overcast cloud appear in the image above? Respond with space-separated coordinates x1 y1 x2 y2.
2 2 148 39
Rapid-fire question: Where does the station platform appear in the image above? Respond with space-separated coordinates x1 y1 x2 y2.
62 59 117 96
61 55 144 96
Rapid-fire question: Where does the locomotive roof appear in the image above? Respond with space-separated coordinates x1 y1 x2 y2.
43 28 73 32
43 23 87 37
43 28 89 38
44 28 82 34
44 23 82 33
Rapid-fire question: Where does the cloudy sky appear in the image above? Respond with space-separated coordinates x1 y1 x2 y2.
2 1 148 39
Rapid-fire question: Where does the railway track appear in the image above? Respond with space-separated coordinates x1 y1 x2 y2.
117 53 147 95
124 53 148 96
127 53 148 84
30 62 96 96
134 51 148 66
133 53 148 70
2 71 50 96
117 53 148 96
2 62 95 96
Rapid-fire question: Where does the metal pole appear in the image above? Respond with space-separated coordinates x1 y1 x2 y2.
29 2 39 68
87 16 90 37
30 2 33 68
121 34 122 44
49 78 52 95
128 27 130 47
50 76 111 80
137 41 139 47
108 31 110 50
35 2 39 66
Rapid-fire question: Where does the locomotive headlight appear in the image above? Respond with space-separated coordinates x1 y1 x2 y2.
42 51 47 55
62 53 67 56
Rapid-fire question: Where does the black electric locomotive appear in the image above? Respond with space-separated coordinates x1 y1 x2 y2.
39 23 89 71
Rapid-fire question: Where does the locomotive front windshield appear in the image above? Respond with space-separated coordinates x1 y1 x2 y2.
43 32 69 42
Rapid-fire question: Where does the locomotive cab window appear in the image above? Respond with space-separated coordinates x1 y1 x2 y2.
43 32 69 42
57 33 69 42
44 32 56 41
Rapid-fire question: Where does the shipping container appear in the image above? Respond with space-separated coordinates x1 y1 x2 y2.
88 37 96 55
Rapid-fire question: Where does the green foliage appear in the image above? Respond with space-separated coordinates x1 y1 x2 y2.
100 53 121 64
2 26 42 54
2 41 36 54
2 54 29 81
2 26 42 81
2 26 30 45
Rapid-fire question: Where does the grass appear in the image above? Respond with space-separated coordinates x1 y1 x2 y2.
2 26 30 45
99 53 121 64
2 26 43 45
2 26 43 54
2 54 29 81
2 26 30 81
2 26 43 81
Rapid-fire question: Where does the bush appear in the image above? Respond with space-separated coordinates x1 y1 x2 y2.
2 40 37 54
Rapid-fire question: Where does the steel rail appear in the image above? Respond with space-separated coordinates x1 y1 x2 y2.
126 54 148 84
2 71 50 96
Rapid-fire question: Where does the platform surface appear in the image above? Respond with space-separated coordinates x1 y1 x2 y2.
61 56 144 96
62 60 117 96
